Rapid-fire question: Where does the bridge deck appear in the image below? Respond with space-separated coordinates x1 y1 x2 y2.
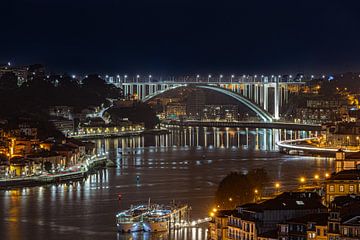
163 120 322 131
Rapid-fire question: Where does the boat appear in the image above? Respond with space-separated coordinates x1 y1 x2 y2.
116 205 149 233
116 202 190 233
143 208 172 232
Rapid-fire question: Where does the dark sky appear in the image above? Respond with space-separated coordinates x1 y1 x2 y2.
1 0 360 75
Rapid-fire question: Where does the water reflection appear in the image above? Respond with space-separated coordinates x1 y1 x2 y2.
1 128 330 240
117 227 207 240
95 127 314 155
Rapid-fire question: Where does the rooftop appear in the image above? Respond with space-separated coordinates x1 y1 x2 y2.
328 169 360 180
286 213 329 226
239 192 325 212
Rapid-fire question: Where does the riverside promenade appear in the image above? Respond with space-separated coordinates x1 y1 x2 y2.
0 154 108 189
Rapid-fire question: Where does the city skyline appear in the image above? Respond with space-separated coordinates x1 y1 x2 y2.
2 0 360 74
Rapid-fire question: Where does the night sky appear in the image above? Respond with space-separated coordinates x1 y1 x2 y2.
1 0 360 75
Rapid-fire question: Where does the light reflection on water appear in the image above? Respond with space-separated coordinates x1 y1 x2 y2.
0 128 331 240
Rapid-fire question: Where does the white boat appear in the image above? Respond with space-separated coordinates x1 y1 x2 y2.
116 205 148 233
116 202 190 233
143 209 172 232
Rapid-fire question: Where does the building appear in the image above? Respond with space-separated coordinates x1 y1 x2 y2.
49 106 74 120
227 192 326 240
203 105 239 121
327 195 360 240
209 210 236 240
326 122 360 148
49 118 74 134
294 99 349 124
334 150 360 173
165 103 187 119
278 213 328 240
325 169 360 204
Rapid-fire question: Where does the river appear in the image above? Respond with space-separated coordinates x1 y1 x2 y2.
0 127 333 240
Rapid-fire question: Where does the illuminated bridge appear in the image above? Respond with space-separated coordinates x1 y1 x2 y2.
162 120 322 131
118 76 305 121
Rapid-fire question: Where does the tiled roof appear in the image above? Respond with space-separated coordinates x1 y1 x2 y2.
328 170 360 180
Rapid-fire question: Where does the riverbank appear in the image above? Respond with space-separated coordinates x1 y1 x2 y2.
277 138 359 157
0 155 108 189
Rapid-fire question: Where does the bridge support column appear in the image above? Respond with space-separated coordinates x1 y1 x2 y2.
284 85 289 104
274 81 280 120
141 84 146 100
136 85 140 100
254 85 259 104
123 84 128 97
263 84 268 111
130 84 133 96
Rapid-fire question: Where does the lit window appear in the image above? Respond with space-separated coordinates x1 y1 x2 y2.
350 185 354 192
340 185 344 192
330 185 335 192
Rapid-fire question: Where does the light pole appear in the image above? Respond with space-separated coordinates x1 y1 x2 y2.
124 75 128 83
231 74 234 83
149 75 152 82
196 74 200 83
219 74 223 82
136 74 140 83
208 74 211 83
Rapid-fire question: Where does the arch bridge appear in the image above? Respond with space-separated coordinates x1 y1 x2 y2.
120 79 305 122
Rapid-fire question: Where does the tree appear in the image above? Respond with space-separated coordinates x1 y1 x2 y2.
44 161 53 172
0 72 18 89
215 168 269 209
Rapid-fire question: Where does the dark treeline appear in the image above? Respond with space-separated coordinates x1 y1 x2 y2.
0 73 120 118
215 168 269 209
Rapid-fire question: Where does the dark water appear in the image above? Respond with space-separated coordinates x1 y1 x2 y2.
0 128 332 240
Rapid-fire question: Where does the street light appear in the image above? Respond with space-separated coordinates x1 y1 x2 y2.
208 74 211 82
219 74 223 82
124 75 128 83
149 75 152 82
196 74 200 82
231 74 235 83
300 177 306 183
314 174 319 180
136 74 140 82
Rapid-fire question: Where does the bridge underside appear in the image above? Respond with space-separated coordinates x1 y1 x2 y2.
121 82 295 121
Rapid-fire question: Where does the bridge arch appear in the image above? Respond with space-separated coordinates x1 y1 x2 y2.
142 84 274 122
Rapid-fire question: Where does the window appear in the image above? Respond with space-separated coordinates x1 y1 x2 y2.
350 185 354 192
339 185 344 192
344 227 348 235
330 185 335 192
317 228 321 235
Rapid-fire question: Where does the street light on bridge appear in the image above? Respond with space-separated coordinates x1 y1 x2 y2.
149 75 152 82
231 74 235 83
208 74 211 82
136 74 140 82
219 74 223 82
196 74 200 82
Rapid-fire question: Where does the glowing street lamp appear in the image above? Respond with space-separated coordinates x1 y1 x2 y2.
208 74 212 82
228 197 233 202
300 177 306 183
231 74 235 83
149 74 152 82
196 74 200 82
219 74 223 82
314 174 319 180
136 74 140 82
